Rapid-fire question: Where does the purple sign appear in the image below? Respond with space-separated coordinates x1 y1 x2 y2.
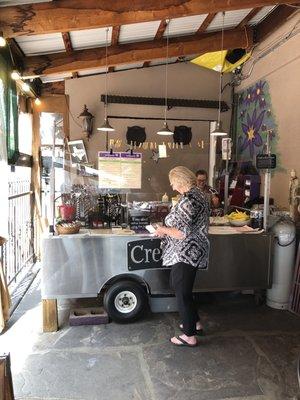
98 152 142 159
98 152 120 158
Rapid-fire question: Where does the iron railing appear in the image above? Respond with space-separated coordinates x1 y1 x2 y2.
1 177 35 287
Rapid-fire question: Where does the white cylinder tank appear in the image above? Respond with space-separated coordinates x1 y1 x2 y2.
267 217 296 310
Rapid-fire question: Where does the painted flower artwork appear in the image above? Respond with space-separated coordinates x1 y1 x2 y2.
236 79 278 162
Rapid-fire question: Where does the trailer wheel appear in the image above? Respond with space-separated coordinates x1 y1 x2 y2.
104 280 148 323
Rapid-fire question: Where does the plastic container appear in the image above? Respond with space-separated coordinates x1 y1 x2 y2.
59 205 76 221
162 193 169 202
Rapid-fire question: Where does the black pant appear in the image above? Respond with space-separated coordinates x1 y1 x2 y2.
170 262 199 336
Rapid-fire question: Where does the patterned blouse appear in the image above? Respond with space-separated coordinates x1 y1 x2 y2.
161 186 210 269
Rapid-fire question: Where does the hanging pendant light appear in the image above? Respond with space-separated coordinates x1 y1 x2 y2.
211 12 227 137
157 19 173 136
98 27 115 133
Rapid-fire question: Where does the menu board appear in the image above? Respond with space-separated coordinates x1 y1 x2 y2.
98 152 142 189
129 215 150 232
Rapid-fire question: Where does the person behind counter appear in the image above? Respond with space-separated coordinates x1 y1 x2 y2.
154 166 210 347
196 169 220 208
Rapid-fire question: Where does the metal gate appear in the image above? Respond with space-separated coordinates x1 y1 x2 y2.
1 169 35 287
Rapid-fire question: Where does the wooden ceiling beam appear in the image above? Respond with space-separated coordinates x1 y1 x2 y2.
155 20 168 40
62 32 73 54
1 0 298 38
41 81 65 96
255 4 300 42
111 26 120 46
236 7 263 29
196 13 216 35
22 27 253 77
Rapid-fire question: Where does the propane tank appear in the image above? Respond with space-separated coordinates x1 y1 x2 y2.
267 216 296 309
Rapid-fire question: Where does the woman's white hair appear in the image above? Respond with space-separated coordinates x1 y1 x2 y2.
169 166 197 189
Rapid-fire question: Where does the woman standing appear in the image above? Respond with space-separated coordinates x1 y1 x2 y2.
154 166 210 347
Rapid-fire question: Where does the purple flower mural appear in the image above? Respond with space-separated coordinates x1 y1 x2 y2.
253 81 266 108
240 109 265 158
244 88 253 107
236 79 279 166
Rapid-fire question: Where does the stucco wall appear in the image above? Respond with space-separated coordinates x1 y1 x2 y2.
237 11 300 208
65 62 231 198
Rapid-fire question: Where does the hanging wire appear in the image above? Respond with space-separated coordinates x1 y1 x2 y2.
164 19 169 123
217 11 225 125
104 27 109 119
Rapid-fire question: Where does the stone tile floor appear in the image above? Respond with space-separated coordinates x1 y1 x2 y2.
1 272 300 400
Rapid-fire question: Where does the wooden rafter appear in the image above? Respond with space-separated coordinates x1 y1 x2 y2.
41 81 65 96
22 27 253 77
111 26 120 46
196 13 216 35
7 38 24 68
62 32 73 54
1 0 298 38
155 20 168 40
62 32 79 78
255 4 300 42
236 7 263 29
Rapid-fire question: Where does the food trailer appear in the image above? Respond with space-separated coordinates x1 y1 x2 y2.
42 227 273 331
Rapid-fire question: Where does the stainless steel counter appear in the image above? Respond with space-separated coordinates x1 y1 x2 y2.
41 229 273 299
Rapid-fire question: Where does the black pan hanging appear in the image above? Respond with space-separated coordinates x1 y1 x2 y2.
173 126 192 145
126 126 146 146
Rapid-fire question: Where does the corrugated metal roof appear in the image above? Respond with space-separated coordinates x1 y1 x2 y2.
0 0 51 6
119 21 161 44
165 14 209 37
78 67 107 77
249 6 277 25
114 62 143 71
70 27 112 50
206 9 253 32
15 33 65 56
41 73 72 83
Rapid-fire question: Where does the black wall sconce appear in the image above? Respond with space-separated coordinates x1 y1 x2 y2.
78 104 94 140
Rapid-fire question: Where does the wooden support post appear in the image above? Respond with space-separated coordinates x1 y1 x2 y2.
42 299 58 332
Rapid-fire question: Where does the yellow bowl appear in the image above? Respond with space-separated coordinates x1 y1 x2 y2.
229 219 251 227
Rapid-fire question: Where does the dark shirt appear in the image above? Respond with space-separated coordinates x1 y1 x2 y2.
161 186 210 269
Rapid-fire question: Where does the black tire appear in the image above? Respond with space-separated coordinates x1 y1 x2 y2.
104 280 148 323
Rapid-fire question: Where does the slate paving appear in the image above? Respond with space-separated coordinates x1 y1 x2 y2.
1 272 300 400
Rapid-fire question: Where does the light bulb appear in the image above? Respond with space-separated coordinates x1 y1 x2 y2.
0 36 6 47
21 82 30 92
34 98 41 106
11 70 21 80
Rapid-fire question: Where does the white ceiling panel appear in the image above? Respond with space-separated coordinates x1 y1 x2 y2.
15 33 65 56
206 9 253 32
249 6 277 25
165 14 208 37
78 67 107 77
119 21 161 44
150 57 181 66
70 27 112 50
0 0 51 5
114 63 143 71
41 73 72 83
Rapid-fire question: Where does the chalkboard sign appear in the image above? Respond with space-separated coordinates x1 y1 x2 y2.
256 154 276 169
129 215 150 232
127 239 163 270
